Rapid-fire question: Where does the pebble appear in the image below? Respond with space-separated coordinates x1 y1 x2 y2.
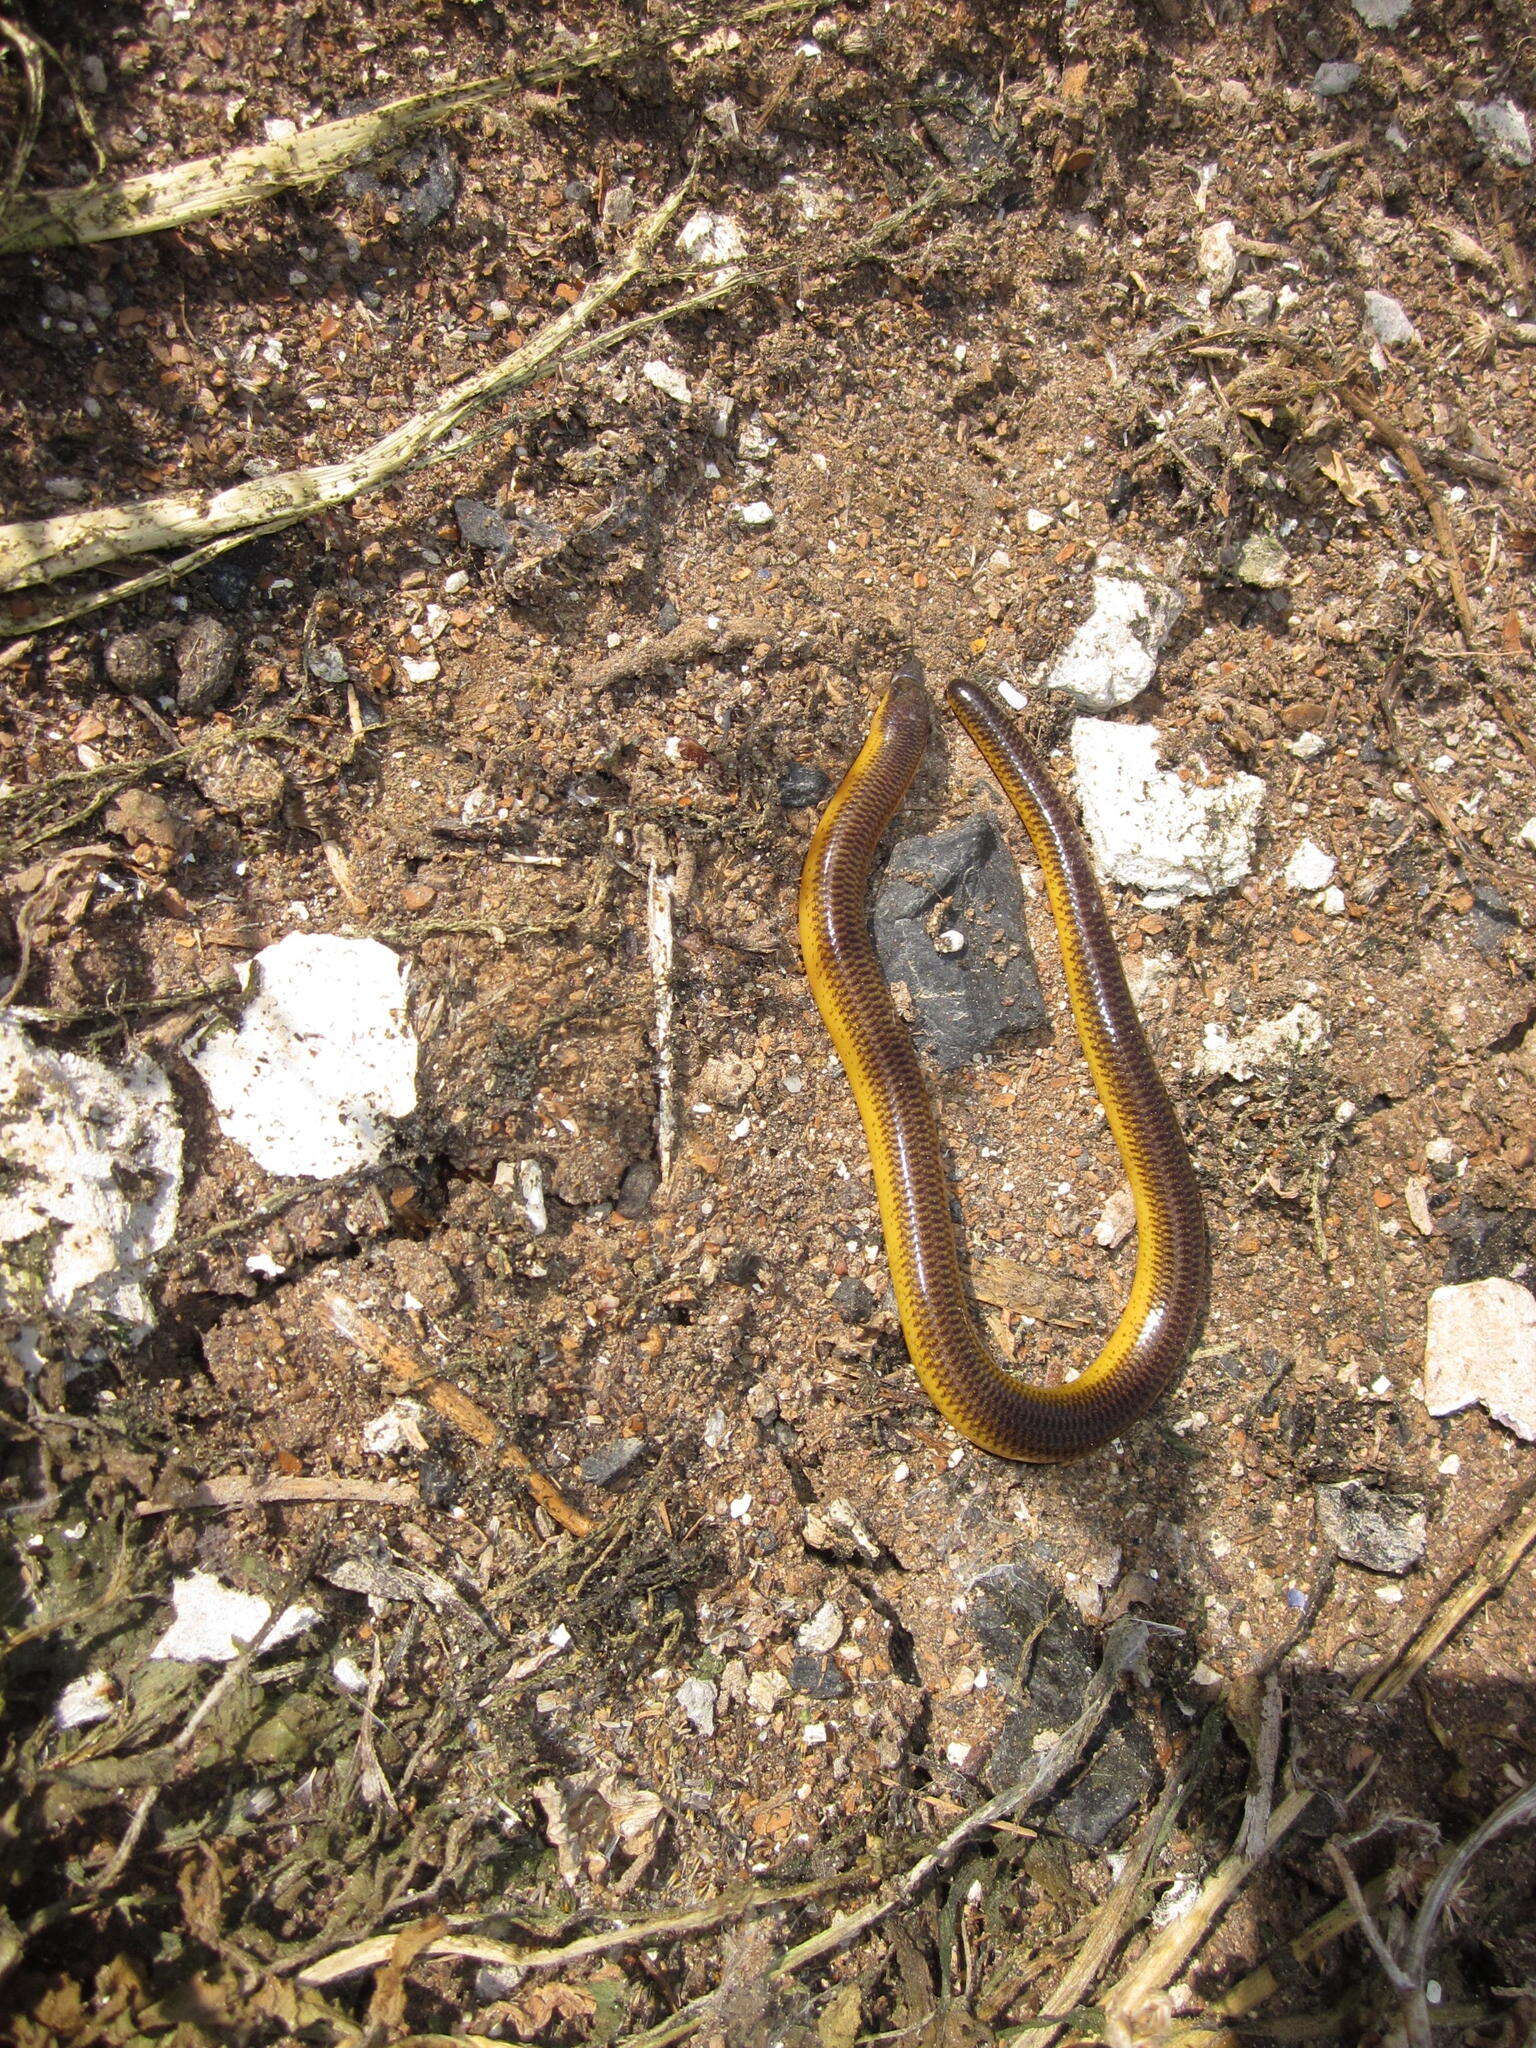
1322 886 1346 917
1288 731 1329 761
401 883 436 912
103 631 162 692
1423 1278 1536 1441
779 762 830 809
643 359 692 405
678 210 747 267
1363 290 1418 347
1352 0 1411 23
454 497 511 553
1315 1479 1426 1575
1234 532 1290 588
1196 219 1238 299
1284 839 1337 892
176 614 238 713
797 1600 844 1653
747 1669 790 1714
1313 61 1362 96
1093 1186 1137 1250
1457 97 1533 169
1070 719 1264 907
737 500 775 529
616 1160 660 1219
789 1651 850 1700
1045 551 1185 712
1517 816 1536 853
580 1437 648 1486
675 1675 717 1736
831 1275 878 1325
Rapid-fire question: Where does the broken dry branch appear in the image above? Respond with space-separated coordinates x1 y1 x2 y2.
0 186 693 607
0 0 813 256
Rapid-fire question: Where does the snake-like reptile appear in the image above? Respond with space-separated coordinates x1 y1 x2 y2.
798 657 1209 1461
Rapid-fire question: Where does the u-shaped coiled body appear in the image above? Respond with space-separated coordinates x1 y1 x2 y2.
797 658 1209 1461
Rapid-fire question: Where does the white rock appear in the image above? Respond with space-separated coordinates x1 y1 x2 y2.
802 1721 828 1746
151 1571 319 1664
362 1397 429 1457
738 413 777 461
55 1670 116 1729
1363 290 1418 346
1025 507 1054 533
1288 731 1328 761
1423 1278 1536 1440
1352 0 1412 23
0 1020 181 1337
192 934 417 1179
747 1668 789 1712
1284 839 1337 892
400 654 440 684
1070 719 1265 907
643 359 692 405
797 1600 844 1653
1197 1003 1327 1082
1457 98 1533 168
1094 1186 1137 1250
1321 886 1347 917
676 1675 717 1736
678 209 746 268
517 1157 548 1236
1197 219 1238 299
737 500 775 529
332 1655 369 1695
263 116 298 144
1046 557 1185 712
1518 816 1536 852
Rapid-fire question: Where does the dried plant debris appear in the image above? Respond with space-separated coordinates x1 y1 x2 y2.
3 0 1536 2039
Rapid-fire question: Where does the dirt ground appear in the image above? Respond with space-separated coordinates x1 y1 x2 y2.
2 1 1535 2043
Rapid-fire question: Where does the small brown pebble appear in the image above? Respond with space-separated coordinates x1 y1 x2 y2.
401 882 436 911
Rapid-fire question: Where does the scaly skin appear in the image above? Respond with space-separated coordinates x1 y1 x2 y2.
797 657 1209 1461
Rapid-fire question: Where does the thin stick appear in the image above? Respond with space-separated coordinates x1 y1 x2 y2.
135 1475 419 1517
0 0 814 256
1015 1709 1223 2044
297 1864 871 1988
0 187 692 598
1102 1786 1315 2032
1353 1481 1536 1704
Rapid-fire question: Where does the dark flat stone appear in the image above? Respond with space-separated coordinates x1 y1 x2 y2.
873 814 1047 1070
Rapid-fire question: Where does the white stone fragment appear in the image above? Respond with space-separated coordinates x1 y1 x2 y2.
1363 290 1418 346
332 1656 369 1695
1070 719 1264 907
192 934 417 1179
1518 816 1536 852
151 1571 319 1664
678 209 747 268
1322 886 1347 917
1025 507 1054 533
1094 1186 1137 1250
747 1668 789 1712
1352 0 1412 23
1197 219 1238 298
1457 98 1533 168
1423 1278 1536 1441
737 500 775 529
1196 1003 1327 1082
1046 556 1185 712
1288 731 1328 761
55 1670 116 1729
676 1675 717 1736
0 1020 181 1337
1284 839 1337 892
797 1600 844 1653
363 1397 429 1457
643 359 692 405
